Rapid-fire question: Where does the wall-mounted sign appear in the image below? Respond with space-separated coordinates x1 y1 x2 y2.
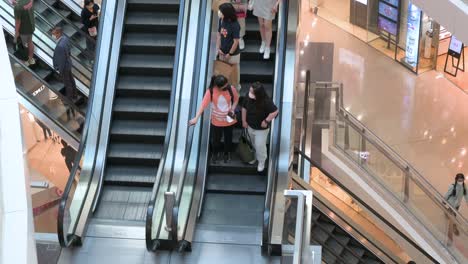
448 36 463 58
405 3 421 67
379 2 398 21
355 0 368 5
378 0 400 37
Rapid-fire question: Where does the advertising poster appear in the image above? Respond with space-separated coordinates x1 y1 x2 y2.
379 2 398 21
448 36 463 58
381 0 399 6
405 3 421 66
378 16 397 35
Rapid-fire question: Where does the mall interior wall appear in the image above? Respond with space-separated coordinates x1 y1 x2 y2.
412 0 468 44
0 30 38 264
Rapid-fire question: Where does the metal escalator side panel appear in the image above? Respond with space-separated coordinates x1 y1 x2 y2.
263 0 299 253
57 0 121 247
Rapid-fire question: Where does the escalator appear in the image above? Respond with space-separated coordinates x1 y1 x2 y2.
8 42 85 140
1 0 94 91
92 0 179 223
195 12 276 247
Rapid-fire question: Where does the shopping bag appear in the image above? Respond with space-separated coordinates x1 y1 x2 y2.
212 0 229 12
14 37 29 61
213 59 234 80
237 129 256 163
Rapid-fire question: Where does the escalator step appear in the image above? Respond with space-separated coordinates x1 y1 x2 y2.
333 233 351 246
239 60 274 83
94 186 152 221
117 75 171 97
123 33 176 54
325 238 345 257
339 250 360 264
110 119 166 143
347 245 365 258
107 142 162 166
57 9 71 18
206 173 266 194
125 12 178 33
127 0 180 13
105 164 157 186
113 97 169 119
241 40 276 61
311 225 329 244
319 221 336 234
361 256 384 264
319 246 338 264
119 54 174 75
208 152 260 175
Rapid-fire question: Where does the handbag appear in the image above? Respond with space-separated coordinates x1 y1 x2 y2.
88 27 97 37
237 129 256 163
14 37 29 61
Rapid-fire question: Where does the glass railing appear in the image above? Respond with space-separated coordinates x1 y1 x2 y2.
299 77 468 262
0 0 93 88
293 148 440 263
9 53 84 140
57 0 118 247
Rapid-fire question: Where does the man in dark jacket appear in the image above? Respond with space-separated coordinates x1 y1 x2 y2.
60 139 76 173
52 26 77 120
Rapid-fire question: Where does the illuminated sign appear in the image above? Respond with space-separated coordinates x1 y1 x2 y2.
405 2 421 66
32 85 45 97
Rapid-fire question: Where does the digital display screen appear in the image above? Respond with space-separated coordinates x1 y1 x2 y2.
378 16 397 35
405 3 421 66
381 0 399 7
379 2 398 21
449 36 463 56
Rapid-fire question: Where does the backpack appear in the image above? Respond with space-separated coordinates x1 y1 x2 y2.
209 85 234 104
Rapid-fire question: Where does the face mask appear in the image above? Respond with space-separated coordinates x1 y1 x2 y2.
458 181 464 185
52 34 58 41
249 91 255 99
218 10 223 18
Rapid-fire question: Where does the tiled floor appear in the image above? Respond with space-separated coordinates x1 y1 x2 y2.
298 3 468 218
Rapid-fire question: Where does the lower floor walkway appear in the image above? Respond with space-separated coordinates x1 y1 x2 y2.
299 6 468 218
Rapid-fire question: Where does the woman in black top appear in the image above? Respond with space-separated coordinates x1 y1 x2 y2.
217 3 241 91
81 0 100 57
241 82 278 172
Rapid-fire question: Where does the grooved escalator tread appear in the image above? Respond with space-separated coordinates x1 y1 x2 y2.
111 119 166 138
125 12 178 27
206 173 266 194
119 54 174 70
117 75 172 93
123 33 176 49
113 97 170 115
105 165 157 185
94 186 152 221
108 142 163 161
240 60 274 76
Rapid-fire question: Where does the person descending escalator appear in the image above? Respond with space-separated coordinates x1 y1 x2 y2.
60 139 76 173
189 75 239 163
241 82 278 172
13 0 36 66
444 173 467 243
217 3 241 91
250 0 281 59
81 0 100 58
52 26 77 121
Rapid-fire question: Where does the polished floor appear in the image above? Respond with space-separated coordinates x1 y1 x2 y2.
299 5 468 218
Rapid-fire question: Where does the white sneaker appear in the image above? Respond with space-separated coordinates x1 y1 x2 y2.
249 159 257 165
257 161 265 172
25 58 36 66
263 47 270 59
259 41 265 53
239 38 245 50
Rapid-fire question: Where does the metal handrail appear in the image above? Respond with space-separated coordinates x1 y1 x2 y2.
145 0 188 251
8 52 84 116
294 147 439 263
0 0 92 83
262 0 288 253
57 0 115 247
312 80 468 227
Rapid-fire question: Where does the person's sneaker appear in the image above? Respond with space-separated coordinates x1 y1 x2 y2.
239 38 245 50
25 57 36 66
249 159 257 165
257 161 265 172
224 152 231 163
263 47 270 59
259 41 266 53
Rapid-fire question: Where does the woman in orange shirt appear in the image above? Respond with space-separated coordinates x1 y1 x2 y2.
189 75 239 163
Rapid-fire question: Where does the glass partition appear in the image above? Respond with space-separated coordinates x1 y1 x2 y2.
300 80 468 262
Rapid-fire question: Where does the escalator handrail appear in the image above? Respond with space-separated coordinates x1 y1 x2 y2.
8 52 85 116
145 0 188 251
57 0 114 247
334 106 468 227
36 0 96 45
170 0 211 246
294 147 439 263
262 0 288 251
0 1 92 83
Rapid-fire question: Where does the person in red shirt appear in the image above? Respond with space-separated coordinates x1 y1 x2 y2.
189 75 239 163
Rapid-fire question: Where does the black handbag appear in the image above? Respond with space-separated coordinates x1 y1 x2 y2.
14 37 29 61
237 128 256 163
